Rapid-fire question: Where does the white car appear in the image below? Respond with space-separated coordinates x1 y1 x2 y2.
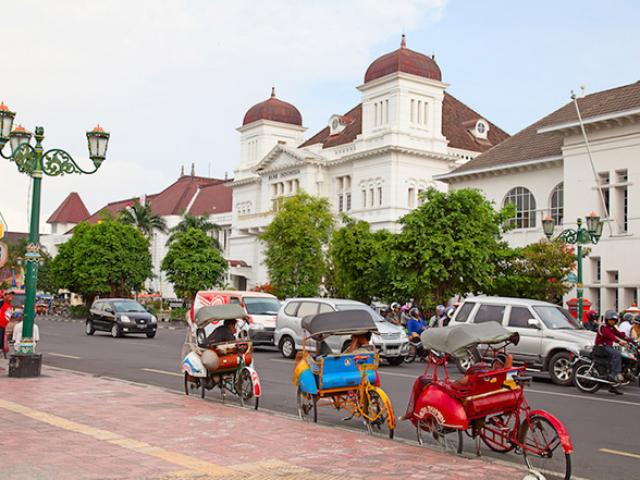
274 297 409 365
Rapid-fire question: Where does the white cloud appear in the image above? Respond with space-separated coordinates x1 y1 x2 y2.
0 0 446 232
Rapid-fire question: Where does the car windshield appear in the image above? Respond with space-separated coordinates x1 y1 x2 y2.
113 300 147 313
533 306 579 330
244 297 281 315
335 304 383 322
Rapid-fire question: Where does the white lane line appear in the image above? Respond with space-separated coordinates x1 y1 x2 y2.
141 368 183 377
600 448 640 460
527 388 640 407
47 352 81 359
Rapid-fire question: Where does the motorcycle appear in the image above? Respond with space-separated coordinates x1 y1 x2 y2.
573 342 640 393
404 334 429 363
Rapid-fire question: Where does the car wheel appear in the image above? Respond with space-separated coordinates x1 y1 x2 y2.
279 336 296 359
387 356 405 366
85 321 95 336
111 324 122 338
146 331 156 339
549 351 573 386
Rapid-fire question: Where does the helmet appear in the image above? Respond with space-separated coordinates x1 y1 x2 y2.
390 302 400 310
436 305 446 315
623 313 634 322
604 310 619 322
446 306 456 319
587 310 599 321
633 314 640 325
409 307 420 318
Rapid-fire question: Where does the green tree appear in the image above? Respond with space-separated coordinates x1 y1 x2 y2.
49 221 152 303
488 240 576 303
36 252 55 293
329 216 394 303
261 192 334 298
393 187 511 307
161 228 227 300
167 213 220 247
119 200 168 237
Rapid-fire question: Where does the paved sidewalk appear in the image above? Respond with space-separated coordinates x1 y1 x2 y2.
0 363 525 480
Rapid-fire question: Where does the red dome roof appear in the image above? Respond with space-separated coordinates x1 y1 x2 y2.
364 35 441 84
243 88 302 126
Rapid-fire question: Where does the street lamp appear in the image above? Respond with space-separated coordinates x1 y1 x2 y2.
543 213 604 325
0 101 109 376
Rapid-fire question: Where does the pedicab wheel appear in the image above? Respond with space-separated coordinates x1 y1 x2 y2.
200 380 206 399
184 372 190 396
479 413 517 453
404 344 417 364
296 387 317 423
416 418 463 454
237 369 259 410
363 388 394 439
520 415 571 480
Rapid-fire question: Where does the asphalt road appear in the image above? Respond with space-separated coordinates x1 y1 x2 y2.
34 317 640 480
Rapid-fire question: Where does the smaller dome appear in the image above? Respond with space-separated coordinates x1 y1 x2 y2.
243 88 302 126
364 34 442 83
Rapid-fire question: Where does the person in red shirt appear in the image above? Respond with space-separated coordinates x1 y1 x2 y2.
0 291 15 358
595 310 631 390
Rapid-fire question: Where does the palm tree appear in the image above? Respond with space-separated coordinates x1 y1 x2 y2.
167 213 221 247
119 201 168 238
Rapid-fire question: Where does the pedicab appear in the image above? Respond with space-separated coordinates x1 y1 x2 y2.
404 322 573 480
181 304 261 409
293 310 396 438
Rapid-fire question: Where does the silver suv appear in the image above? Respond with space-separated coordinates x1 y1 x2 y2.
274 298 409 366
450 296 596 385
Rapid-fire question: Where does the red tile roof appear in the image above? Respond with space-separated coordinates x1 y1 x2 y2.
449 81 640 175
188 182 233 216
299 93 508 152
46 192 90 224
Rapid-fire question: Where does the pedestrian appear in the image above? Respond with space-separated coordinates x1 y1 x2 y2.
0 290 15 358
12 310 40 349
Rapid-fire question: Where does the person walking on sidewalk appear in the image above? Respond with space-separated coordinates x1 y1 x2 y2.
0 290 14 358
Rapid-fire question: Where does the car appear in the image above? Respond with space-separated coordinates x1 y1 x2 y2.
86 298 157 338
274 297 409 365
449 295 596 385
191 290 281 346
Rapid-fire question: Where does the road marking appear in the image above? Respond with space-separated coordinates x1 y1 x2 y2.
0 398 234 476
527 388 640 407
600 448 640 460
141 368 183 377
47 352 81 359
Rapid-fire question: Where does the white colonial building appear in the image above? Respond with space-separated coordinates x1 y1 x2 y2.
228 35 508 289
436 82 640 313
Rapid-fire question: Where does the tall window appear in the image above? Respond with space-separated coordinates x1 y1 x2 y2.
408 187 415 208
336 175 351 212
598 172 610 217
377 186 383 206
504 187 537 229
550 182 564 226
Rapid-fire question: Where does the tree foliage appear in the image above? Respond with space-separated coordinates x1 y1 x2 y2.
261 192 334 298
119 200 168 237
392 187 511 307
49 221 152 303
487 240 577 303
167 213 220 247
161 228 227 300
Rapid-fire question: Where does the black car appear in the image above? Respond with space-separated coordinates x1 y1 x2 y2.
86 298 157 338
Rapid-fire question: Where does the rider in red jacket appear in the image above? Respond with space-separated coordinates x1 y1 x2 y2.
595 310 630 393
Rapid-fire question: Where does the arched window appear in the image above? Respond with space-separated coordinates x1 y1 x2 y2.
503 187 537 229
550 182 564 226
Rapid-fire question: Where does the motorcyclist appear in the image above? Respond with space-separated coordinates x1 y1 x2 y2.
618 313 634 337
429 305 447 328
584 310 600 332
630 315 640 341
595 310 632 394
407 307 428 338
387 302 402 326
444 306 456 327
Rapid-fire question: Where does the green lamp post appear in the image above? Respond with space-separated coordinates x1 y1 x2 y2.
542 213 604 324
0 101 109 376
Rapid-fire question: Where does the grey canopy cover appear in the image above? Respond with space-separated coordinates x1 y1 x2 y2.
301 310 378 339
420 321 518 358
194 304 246 328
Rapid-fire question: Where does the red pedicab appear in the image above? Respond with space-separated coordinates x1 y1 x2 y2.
403 322 573 480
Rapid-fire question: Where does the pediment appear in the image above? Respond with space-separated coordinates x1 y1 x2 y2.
253 144 322 174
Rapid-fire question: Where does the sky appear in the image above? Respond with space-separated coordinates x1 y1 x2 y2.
1 0 638 233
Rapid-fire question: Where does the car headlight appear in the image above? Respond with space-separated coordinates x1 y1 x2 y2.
372 334 382 345
120 315 132 323
150 316 157 323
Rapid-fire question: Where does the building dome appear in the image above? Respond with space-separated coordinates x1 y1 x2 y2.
242 87 303 126
364 34 441 84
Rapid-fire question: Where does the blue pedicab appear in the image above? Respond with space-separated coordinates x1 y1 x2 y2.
292 310 396 438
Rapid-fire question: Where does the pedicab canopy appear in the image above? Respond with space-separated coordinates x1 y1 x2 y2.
420 322 519 358
301 310 378 339
194 304 247 328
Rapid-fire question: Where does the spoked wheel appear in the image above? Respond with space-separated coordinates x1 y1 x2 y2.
237 369 259 410
479 413 518 453
296 387 317 423
417 418 463 454
520 415 571 480
573 363 601 394
405 344 418 364
362 388 394 439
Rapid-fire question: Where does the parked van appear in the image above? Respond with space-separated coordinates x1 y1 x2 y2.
191 290 281 346
449 296 595 385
